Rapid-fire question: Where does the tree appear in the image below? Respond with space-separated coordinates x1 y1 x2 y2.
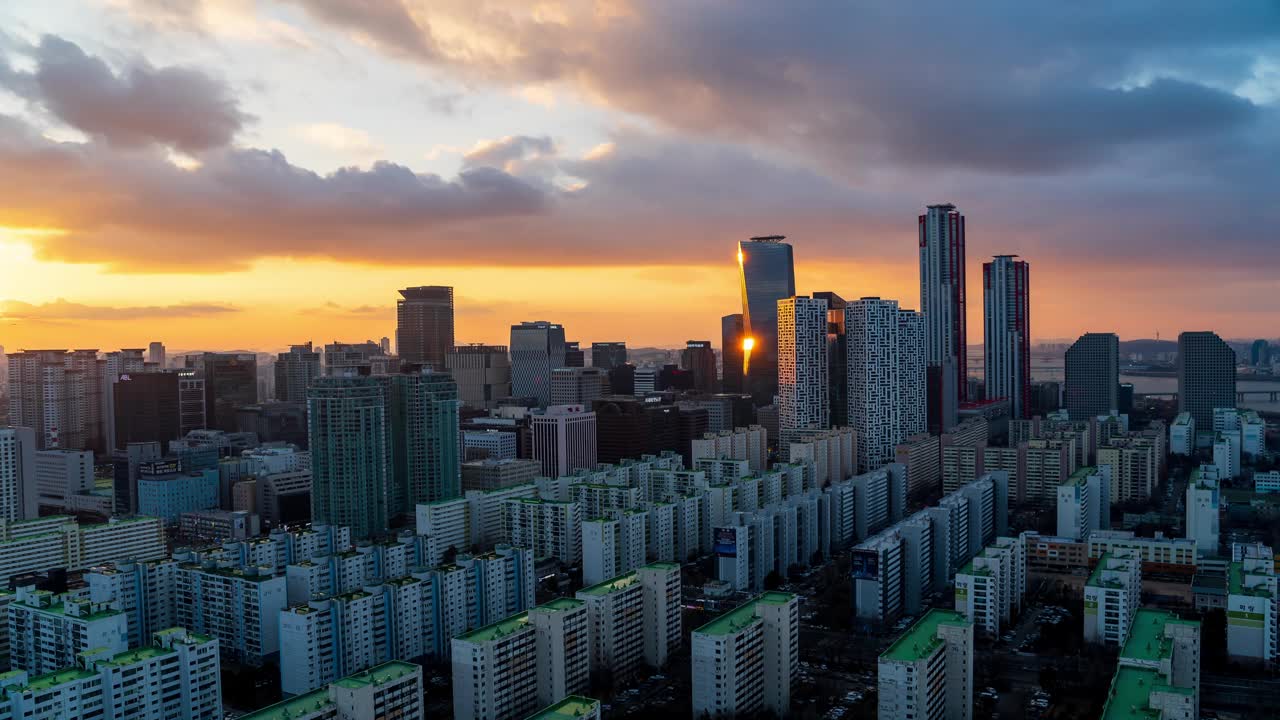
764 570 784 590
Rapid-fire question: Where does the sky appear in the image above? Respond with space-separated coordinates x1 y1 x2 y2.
0 1 1277 353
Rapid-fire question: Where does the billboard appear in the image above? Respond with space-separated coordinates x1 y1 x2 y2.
850 549 879 581
714 527 738 558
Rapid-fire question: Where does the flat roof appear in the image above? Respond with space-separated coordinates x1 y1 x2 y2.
94 645 173 667
1121 610 1177 663
1229 562 1274 598
526 696 601 720
456 612 531 644
533 597 585 613
332 661 419 689
578 572 639 597
881 609 970 663
641 561 680 571
1101 666 1192 720
15 667 97 693
237 688 331 720
1064 466 1097 486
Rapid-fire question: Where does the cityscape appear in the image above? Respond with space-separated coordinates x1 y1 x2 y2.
1 4 1279 720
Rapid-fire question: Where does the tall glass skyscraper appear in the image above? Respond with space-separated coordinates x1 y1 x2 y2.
510 321 567 406
1177 331 1236 430
387 368 461 511
720 314 744 394
396 286 454 370
983 256 1031 419
738 236 795 403
919 204 966 433
1064 332 1119 419
307 373 391 540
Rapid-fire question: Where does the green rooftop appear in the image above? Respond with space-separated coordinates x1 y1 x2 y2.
578 572 639 596
1101 666 1191 720
1228 562 1274 598
1088 553 1134 589
535 597 585 612
455 612 531 644
695 592 794 636
238 688 331 720
94 645 173 667
332 661 419 689
958 560 991 577
642 561 680 571
881 609 970 663
1121 610 1178 663
525 695 601 719
1064 466 1097 487
16 667 97 693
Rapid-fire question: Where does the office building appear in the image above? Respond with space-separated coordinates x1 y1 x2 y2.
447 344 512 410
564 341 585 368
111 371 182 450
531 405 597 478
691 592 798 718
550 367 608 406
511 321 567 407
590 342 627 371
680 341 718 393
177 370 206 435
737 236 795 403
462 458 539 492
307 374 391 540
33 447 93 515
983 255 1031 418
137 461 219 524
846 298 926 472
464 429 517 461
242 662 423 720
919 204 967 434
0 428 36 521
176 562 286 666
1170 412 1195 455
777 296 829 453
1177 331 1236 431
275 342 321 403
0 628 221 720
147 340 166 367
1064 332 1119 419
720 315 745 394
387 368 461 509
1185 466 1221 555
323 341 383 375
451 598 590 720
877 609 973 720
1084 551 1143 646
397 285 455 370
192 353 257 432
1056 466 1110 540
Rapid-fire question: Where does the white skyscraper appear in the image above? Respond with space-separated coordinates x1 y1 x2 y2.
777 296 829 455
531 405 598 478
1186 466 1221 555
0 427 37 520
846 298 926 472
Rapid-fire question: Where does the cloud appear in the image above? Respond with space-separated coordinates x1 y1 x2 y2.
303 302 387 316
0 35 248 152
294 122 385 162
462 135 555 173
0 298 240 321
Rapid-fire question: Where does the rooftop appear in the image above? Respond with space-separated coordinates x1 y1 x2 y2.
1120 610 1182 663
578 572 639 596
881 609 970 663
237 688 331 720
641 561 680 571
16 667 98 693
332 661 419 689
534 597 585 613
95 645 173 667
1064 466 1097 487
526 696 601 720
695 592 794 637
1101 666 1192 720
1229 562 1274 598
455 612 531 644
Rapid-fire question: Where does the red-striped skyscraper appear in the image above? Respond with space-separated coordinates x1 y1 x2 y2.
919 204 966 432
983 256 1031 419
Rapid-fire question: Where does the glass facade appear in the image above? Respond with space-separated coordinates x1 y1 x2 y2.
738 237 795 403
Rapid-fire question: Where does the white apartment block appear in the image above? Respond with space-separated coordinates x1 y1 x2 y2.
416 496 472 566
1108 608 1202 717
8 586 128 674
955 536 1026 636
1227 543 1277 665
451 598 590 720
777 296 830 452
1170 412 1195 455
690 426 768 473
1056 466 1111 541
242 662 423 720
878 609 974 720
85 558 178 648
279 589 388 696
506 498 582 564
788 427 856 486
0 515 166 582
0 428 36 523
1212 432 1240 479
467 483 539 547
531 405 597 478
1186 466 1221 556
691 592 798 719
176 562 287 666
582 511 646 586
637 562 682 667
845 298 926 472
895 432 940 498
575 573 645 682
1084 551 1143 646
1257 471 1280 495
0 628 221 720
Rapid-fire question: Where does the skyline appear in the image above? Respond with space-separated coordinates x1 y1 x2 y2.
1 2 1278 351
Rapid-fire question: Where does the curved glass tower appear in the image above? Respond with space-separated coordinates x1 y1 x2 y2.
738 236 795 403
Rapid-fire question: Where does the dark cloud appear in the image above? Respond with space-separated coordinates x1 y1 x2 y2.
0 35 248 152
0 299 240 321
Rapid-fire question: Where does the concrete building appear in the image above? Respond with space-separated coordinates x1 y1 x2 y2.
33 448 93 515
8 586 128 674
463 429 518 461
1085 551 1143 646
582 511 646 586
1186 466 1221 556
307 374 391 540
954 537 1026 636
386 368 462 510
680 340 718 393
0 428 36 521
447 344 512 410
275 343 321 403
1226 543 1277 665
877 609 973 720
510 321 567 407
462 458 539 491
1212 432 1240 479
691 592 798 719
531 405 597 478
1101 609 1202 720
506 498 582 564
137 462 219 525
690 426 768 473
176 563 286 666
1056 466 1111 541
0 515 167 583
1170 412 1195 456
1177 331 1236 431
919 203 968 434
895 432 940 498
397 285 454 370
845 298 926 472
777 296 829 452
1097 437 1158 504
590 342 627 371
242 661 423 720
983 256 1031 418
1256 471 1280 495
550 367 609 407
1064 332 1119 419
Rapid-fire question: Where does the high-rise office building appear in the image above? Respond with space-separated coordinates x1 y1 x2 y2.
323 341 383 374
550 367 609 406
531 405 597 477
919 204 967 434
113 372 181 449
564 341 586 368
778 297 829 454
983 256 1031 419
274 342 321 403
193 353 257 431
846 299 927 472
590 342 628 371
1177 331 1236 431
720 314 745 394
738 236 796 403
396 285 454 370
1064 332 1119 419
811 291 847 427
680 341 718 393
308 374 392 539
147 341 166 368
511 321 567 407
177 369 206 435
447 344 512 409
387 368 461 510
102 348 146 451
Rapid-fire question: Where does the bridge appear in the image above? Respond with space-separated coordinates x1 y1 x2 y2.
1136 390 1280 403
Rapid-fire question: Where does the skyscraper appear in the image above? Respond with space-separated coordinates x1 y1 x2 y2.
812 291 847 427
846 298 927 472
446 344 512 409
983 256 1031 419
564 341 586 368
1177 331 1236 430
0 427 37 521
323 340 383 375
396 286 455 370
6 349 89 450
680 341 718 393
387 368 461 511
195 353 258 431
511 321 567 406
1064 332 1119 419
113 372 181 450
719 314 744 394
147 341 166 368
531 405 598 477
274 342 321 403
738 236 796 403
591 342 628 371
1250 339 1271 367
307 373 391 539
919 204 967 434
778 297 829 454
